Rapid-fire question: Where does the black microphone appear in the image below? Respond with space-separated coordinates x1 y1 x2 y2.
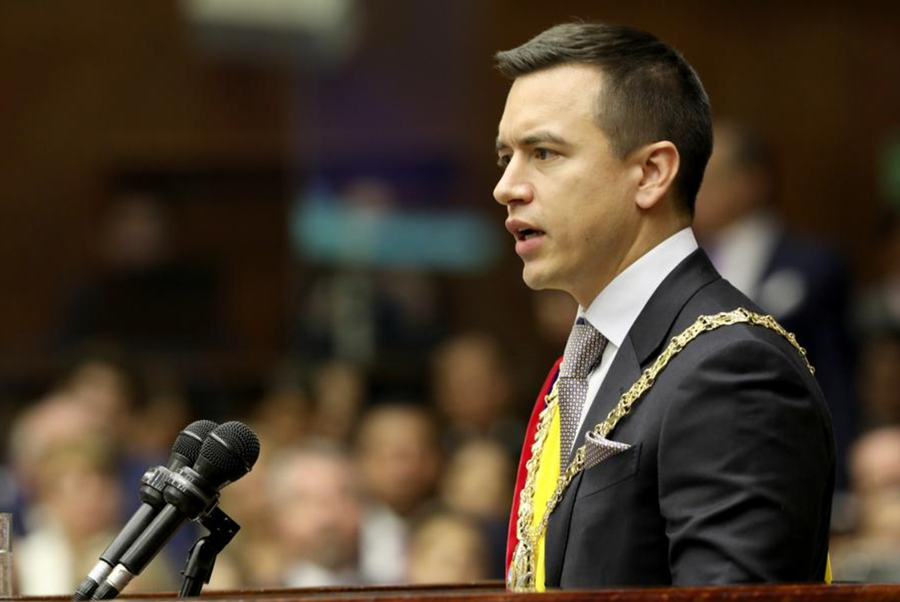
92 421 260 600
73 420 218 601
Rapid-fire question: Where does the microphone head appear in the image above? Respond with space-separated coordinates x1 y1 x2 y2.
168 420 218 471
195 421 261 488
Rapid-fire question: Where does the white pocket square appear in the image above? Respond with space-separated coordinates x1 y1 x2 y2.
583 431 632 469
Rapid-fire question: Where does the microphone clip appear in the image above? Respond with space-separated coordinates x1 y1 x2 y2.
179 507 241 597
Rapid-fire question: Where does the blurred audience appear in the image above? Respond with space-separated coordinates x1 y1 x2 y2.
431 333 524 456
406 509 489 584
310 360 366 444
832 428 900 581
439 438 515 578
857 332 900 429
248 361 314 450
695 120 858 493
354 403 442 584
266 442 364 588
10 399 174 594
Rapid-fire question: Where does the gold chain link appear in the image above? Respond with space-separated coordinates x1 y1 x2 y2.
508 307 814 591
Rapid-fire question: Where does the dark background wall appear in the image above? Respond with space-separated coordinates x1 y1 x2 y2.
0 0 897 383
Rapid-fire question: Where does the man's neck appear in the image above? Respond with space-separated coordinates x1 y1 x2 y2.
574 216 691 307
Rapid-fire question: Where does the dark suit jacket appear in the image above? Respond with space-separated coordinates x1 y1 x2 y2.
544 250 835 588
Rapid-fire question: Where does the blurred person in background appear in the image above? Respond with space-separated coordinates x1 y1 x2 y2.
15 436 174 594
5 351 142 535
857 331 900 428
832 428 900 581
406 509 489 585
53 184 228 356
354 403 442 584
266 442 364 588
431 333 524 456
7 349 200 581
694 120 857 494
310 360 366 444
6 393 104 537
439 438 515 578
248 360 314 450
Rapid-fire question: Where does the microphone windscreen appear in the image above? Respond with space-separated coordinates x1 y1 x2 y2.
197 421 261 487
172 420 219 463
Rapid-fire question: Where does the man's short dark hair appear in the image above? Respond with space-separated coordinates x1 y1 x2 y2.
495 22 713 215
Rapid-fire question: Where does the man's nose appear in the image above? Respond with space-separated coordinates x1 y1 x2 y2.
493 163 533 207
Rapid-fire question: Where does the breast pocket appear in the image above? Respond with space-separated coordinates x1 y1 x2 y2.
575 440 641 501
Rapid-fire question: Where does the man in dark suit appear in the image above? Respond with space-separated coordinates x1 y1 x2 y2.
493 22 835 590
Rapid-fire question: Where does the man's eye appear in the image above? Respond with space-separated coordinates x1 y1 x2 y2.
533 148 557 161
497 154 511 169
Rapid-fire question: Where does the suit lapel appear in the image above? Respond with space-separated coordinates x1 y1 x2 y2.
628 249 721 366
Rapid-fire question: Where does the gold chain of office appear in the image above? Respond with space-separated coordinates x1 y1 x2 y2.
508 307 815 592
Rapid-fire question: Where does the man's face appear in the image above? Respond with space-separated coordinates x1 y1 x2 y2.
494 63 641 307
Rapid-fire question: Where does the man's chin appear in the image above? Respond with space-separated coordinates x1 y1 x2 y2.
521 266 551 291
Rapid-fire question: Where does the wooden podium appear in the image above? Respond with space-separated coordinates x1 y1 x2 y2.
8 582 900 602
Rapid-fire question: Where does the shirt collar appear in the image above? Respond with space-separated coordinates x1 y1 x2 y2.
578 228 699 347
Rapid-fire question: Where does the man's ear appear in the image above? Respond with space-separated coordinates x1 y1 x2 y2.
634 141 680 210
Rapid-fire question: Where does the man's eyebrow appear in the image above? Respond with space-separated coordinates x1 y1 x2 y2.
495 131 569 152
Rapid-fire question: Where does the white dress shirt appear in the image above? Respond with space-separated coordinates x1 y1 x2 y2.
575 228 699 435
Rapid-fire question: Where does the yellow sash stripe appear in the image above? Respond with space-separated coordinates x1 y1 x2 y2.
531 402 562 592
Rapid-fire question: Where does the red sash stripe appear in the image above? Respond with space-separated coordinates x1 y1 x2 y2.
505 357 564 574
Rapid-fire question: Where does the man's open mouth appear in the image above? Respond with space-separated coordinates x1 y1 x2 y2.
516 228 545 241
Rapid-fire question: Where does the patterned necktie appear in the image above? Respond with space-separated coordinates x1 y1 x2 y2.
558 318 608 464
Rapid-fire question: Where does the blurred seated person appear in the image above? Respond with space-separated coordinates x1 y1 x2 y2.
247 360 314 451
439 438 515 579
406 509 489 584
6 392 103 538
431 333 524 456
53 182 228 355
694 120 857 492
311 360 366 444
354 403 442 584
832 428 900 581
15 437 174 594
267 442 364 588
858 330 900 428
10 351 198 573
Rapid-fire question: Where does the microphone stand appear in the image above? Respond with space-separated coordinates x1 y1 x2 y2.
178 507 240 597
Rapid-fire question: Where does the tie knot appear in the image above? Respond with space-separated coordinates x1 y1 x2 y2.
560 320 607 378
